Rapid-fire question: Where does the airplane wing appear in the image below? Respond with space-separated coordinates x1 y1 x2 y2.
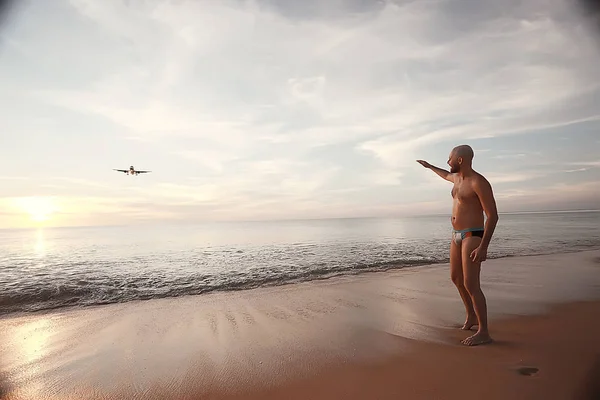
136 170 151 173
113 169 128 173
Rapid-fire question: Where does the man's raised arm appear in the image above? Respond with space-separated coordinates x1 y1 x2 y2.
416 160 455 182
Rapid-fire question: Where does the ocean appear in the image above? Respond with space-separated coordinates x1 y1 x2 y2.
1 211 599 315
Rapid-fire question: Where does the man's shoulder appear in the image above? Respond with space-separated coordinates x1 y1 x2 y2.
471 171 492 187
469 171 489 185
475 171 490 181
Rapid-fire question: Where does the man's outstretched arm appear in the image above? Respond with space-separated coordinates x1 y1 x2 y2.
416 160 455 182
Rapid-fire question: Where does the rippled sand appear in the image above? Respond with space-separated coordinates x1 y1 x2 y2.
1 249 599 399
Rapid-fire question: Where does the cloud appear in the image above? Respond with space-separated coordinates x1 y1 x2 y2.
563 160 600 172
486 172 542 184
175 150 241 173
365 169 405 186
495 181 600 211
350 2 600 166
491 153 528 160
1 0 599 226
565 168 590 173
38 1 599 149
568 160 600 167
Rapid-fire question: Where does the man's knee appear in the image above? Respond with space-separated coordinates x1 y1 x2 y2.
464 276 480 295
451 271 463 287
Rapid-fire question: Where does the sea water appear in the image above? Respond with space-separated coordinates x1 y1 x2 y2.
1 211 599 314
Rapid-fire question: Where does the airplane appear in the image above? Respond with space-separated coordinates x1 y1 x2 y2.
113 166 151 175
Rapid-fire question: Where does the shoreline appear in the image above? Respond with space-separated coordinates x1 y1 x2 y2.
2 246 599 320
1 249 599 399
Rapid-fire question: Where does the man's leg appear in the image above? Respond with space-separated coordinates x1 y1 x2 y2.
460 237 492 346
449 239 477 330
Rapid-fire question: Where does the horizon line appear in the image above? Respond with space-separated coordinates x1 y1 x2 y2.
2 208 599 231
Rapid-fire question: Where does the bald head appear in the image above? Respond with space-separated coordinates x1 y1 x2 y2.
452 145 474 160
448 144 474 173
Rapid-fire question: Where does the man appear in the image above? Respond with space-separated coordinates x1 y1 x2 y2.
417 144 499 346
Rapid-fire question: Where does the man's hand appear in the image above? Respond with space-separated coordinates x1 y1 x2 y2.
416 160 431 168
470 245 488 263
417 160 454 182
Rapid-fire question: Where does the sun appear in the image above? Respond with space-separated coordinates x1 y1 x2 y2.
14 196 58 224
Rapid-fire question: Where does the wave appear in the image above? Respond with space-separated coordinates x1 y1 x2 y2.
0 256 444 315
2 241 600 316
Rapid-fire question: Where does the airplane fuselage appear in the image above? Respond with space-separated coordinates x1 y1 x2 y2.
114 165 150 175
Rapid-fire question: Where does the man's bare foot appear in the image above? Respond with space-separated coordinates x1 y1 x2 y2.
461 316 478 330
461 331 493 346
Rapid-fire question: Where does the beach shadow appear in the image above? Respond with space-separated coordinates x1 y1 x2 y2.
575 354 600 400
513 366 539 376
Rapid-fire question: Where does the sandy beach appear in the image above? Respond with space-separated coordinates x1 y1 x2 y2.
1 249 600 399
233 300 600 400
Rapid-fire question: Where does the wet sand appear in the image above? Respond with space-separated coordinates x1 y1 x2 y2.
233 300 600 400
1 249 599 399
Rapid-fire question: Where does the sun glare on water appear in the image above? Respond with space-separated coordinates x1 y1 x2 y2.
14 196 58 224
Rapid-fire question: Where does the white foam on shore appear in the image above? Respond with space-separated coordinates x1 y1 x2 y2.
1 250 599 399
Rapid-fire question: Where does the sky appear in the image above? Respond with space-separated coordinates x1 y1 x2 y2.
1 0 599 228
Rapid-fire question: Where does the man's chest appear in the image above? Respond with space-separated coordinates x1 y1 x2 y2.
451 181 476 201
